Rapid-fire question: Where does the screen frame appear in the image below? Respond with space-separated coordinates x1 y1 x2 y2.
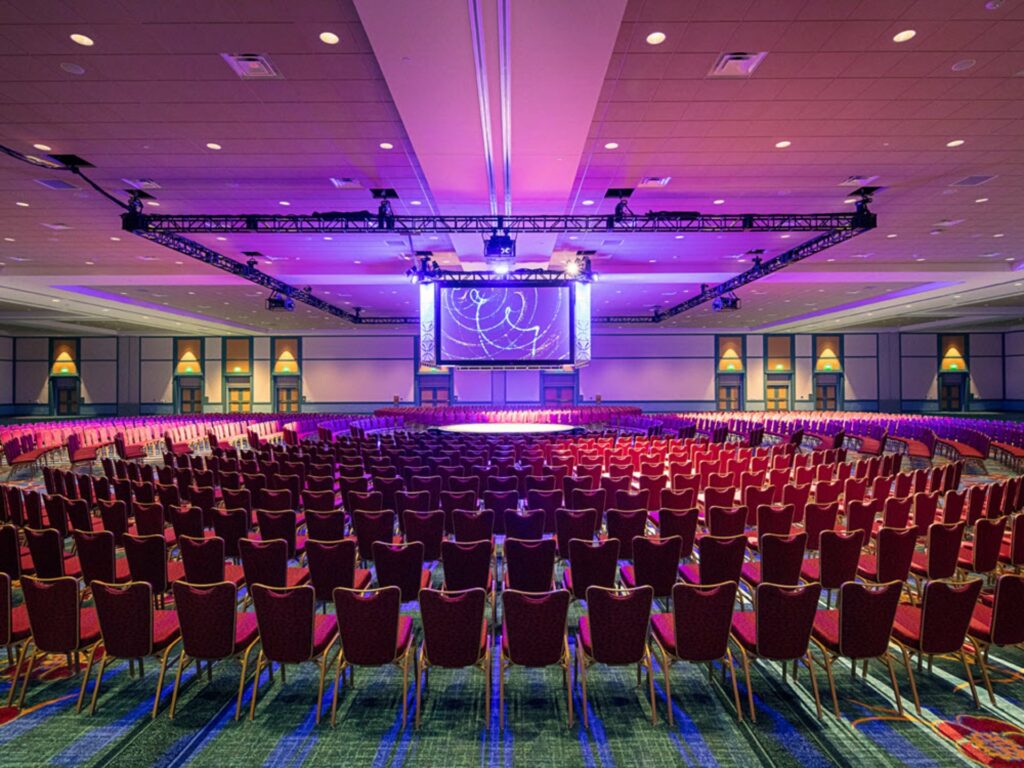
434 280 577 367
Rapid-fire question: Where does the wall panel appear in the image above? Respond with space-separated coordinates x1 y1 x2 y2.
579 358 714 402
970 357 1003 400
844 334 876 357
901 358 938 400
593 334 714 358
15 361 48 404
140 361 173 403
80 361 117 404
302 336 413 360
453 370 492 403
506 370 540 402
303 359 413 403
845 359 878 401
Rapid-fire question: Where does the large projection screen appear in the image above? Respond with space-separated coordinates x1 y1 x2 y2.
437 283 574 366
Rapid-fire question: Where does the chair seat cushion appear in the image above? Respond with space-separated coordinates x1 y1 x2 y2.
224 564 246 588
619 565 637 589
285 567 310 587
167 560 186 585
10 604 30 641
79 606 102 647
419 569 432 591
62 556 83 579
969 604 993 644
396 615 414 656
578 616 594 656
650 613 675 655
811 610 840 651
799 559 820 582
730 612 757 653
354 569 372 590
311 614 338 656
739 562 762 586
856 554 878 581
233 612 260 654
152 610 181 651
678 563 699 584
114 558 132 582
892 604 923 648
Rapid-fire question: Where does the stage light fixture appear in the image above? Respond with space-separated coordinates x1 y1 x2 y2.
493 263 510 275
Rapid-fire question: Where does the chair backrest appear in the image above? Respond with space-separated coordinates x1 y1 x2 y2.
133 502 167 537
923 521 966 580
874 526 918 583
502 589 570 667
816 529 864 590
606 509 648 560
305 510 347 541
402 510 444 561
658 508 699 558
170 505 205 541
256 488 293 513
704 486 737 511
251 584 317 664
180 535 227 584
845 498 879 537
505 538 556 592
21 575 82 653
73 530 117 586
918 578 983 655
124 533 171 595
707 506 745 537
670 581 737 662
213 508 249 559
239 537 289 589
565 538 619 599
969 516 1008 573
0 572 11 645
65 498 92 533
989 573 1024 647
755 504 795 542
0 524 22 581
351 510 396 561
555 508 597 558
452 509 495 543
584 585 653 664
420 588 486 668
92 581 155 658
173 580 240 660
696 534 747 585
504 509 546 540
373 541 425 602
631 536 683 597
759 532 807 586
302 490 337 512
754 582 822 660
334 585 402 666
441 539 492 591
257 510 299 558
802 502 838 551
26 527 68 579
306 538 360 603
837 581 902 659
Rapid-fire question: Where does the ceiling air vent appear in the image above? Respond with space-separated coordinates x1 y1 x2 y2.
330 177 362 189
41 222 72 230
35 178 78 190
839 174 879 187
370 188 398 199
601 239 622 246
220 53 283 80
385 240 406 247
604 188 634 199
950 175 996 187
638 176 671 188
122 178 161 190
708 52 768 77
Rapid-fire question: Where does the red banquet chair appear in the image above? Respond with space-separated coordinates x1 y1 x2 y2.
331 586 415 727
563 538 619 601
504 537 556 593
651 581 742 724
678 534 747 586
968 573 1024 705
605 509 648 560
305 539 372 608
891 577 983 715
249 584 338 724
239 537 309 591
166 581 256 720
0 572 31 707
179 535 246 588
810 580 905 718
415 588 490 728
73 529 131 587
504 509 546 540
13 575 101 711
799 529 864 607
620 536 682 603
577 585 656 728
84 580 181 717
452 509 495 543
372 541 431 603
499 589 573 729
730 581 824 722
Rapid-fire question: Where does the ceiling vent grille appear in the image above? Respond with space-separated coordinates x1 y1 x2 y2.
330 177 362 189
41 222 72 230
604 188 634 199
122 178 161 190
220 53 283 80
708 52 768 77
35 178 78 190
950 174 996 187
638 176 671 188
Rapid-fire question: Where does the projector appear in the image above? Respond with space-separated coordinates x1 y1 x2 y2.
484 234 516 271
712 294 740 312
266 294 295 312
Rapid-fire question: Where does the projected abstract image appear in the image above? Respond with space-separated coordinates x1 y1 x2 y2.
438 285 572 363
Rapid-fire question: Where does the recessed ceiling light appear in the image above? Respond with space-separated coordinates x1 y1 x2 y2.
774 140 791 148
780 234 791 239
60 62 85 75
147 201 159 207
51 298 60 303
713 199 725 205
843 198 856 204
323 236 332 241
216 236 227 241
975 198 989 203
15 201 29 207
915 257 926 262
410 200 422 206
278 200 291 206
319 31 340 45
109 236 120 241
70 33 94 47
379 142 394 150
952 59 976 72
2 237 12 242
84 260 94 265
646 31 666 45
892 29 916 43
32 143 52 152
354 260 362 264
994 233 1005 238
886 233 898 239
648 259 656 263
581 199 595 206
205 142 222 150
1007 257 1016 262
946 139 965 148
604 142 619 150
674 235 684 240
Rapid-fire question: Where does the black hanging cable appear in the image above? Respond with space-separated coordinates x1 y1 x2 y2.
0 142 130 210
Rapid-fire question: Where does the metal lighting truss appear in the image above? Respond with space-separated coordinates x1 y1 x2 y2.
123 204 876 325
123 210 868 235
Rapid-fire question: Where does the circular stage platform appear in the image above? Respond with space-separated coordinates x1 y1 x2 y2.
435 422 576 435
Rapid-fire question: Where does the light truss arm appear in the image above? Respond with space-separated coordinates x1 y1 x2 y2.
122 210 871 235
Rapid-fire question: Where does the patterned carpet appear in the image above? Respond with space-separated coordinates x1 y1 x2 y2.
1 453 1022 766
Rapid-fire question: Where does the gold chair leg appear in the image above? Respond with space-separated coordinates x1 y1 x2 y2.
971 640 996 705
77 644 98 713
736 645 756 722
958 650 980 708
400 649 410 728
88 654 109 715
414 648 424 729
725 648 743 722
579 646 589 729
16 647 37 710
883 653 905 718
819 646 839 718
565 647 574 728
898 644 921 715
659 644 674 727
315 643 333 725
330 656 346 727
6 641 28 708
152 643 177 719
249 651 264 721
169 650 188 720
646 653 657 726
498 657 505 730
484 648 491 725
805 651 823 721
236 642 255 721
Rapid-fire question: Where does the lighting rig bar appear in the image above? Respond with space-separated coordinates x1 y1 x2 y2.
133 230 418 326
122 210 870 235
